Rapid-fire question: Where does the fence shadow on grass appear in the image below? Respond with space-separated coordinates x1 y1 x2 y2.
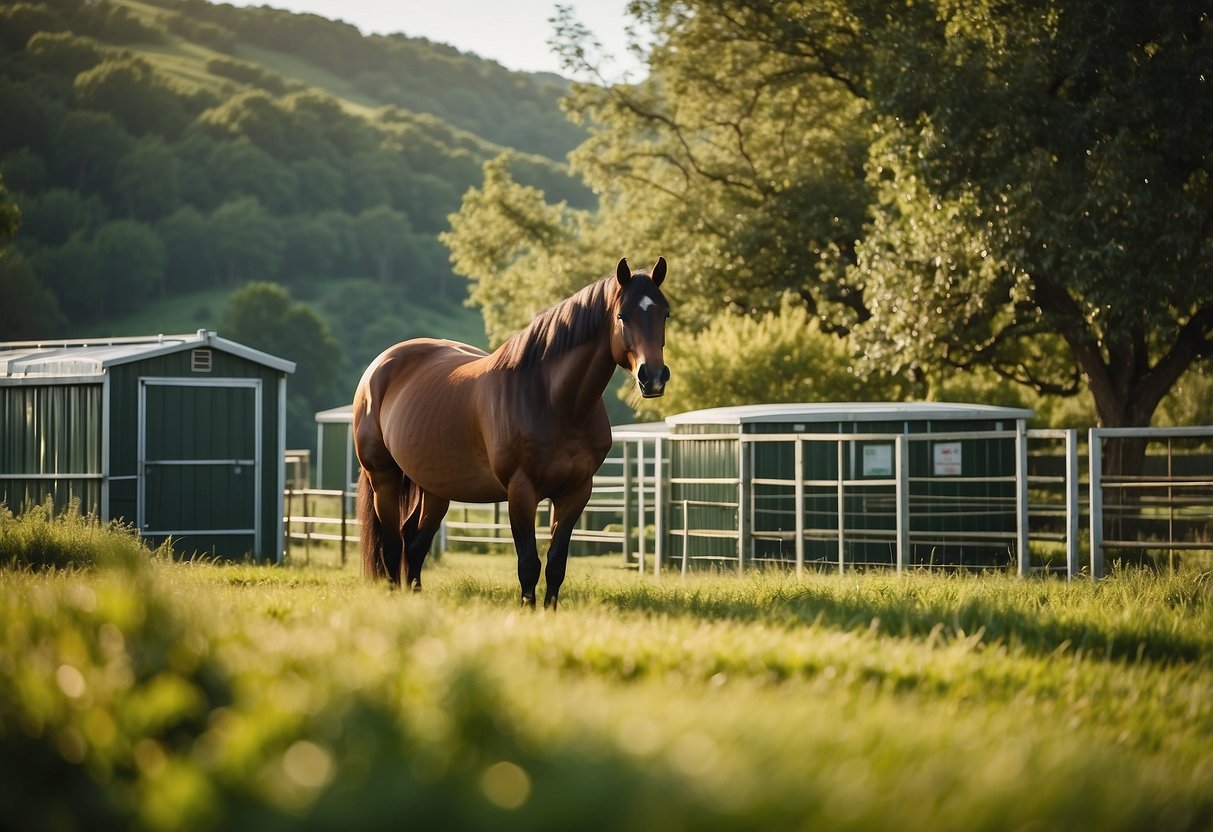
578 570 1212 667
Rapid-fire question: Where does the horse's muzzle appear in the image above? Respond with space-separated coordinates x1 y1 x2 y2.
637 364 670 398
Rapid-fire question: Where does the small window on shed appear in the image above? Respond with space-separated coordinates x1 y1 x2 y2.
191 349 213 373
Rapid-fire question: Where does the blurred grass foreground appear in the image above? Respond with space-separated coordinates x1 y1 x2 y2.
1 502 1212 831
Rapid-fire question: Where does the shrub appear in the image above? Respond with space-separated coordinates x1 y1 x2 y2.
0 498 161 571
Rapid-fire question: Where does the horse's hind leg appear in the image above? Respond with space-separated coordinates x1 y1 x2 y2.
367 468 406 586
401 492 450 592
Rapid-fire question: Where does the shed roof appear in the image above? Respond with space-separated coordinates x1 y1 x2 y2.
0 331 295 379
613 421 668 439
315 404 354 423
665 401 1034 427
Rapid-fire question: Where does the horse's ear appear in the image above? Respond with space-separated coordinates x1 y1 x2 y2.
616 258 631 286
651 256 667 286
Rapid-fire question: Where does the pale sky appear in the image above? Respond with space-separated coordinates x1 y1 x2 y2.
224 0 648 79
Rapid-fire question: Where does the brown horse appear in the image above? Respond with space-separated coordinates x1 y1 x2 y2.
354 257 670 608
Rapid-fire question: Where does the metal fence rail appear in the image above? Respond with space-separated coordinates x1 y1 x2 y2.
283 488 355 565
661 429 1035 575
283 424 1211 581
1088 427 1213 577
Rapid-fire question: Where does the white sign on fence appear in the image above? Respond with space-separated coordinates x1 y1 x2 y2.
933 442 962 476
863 444 893 477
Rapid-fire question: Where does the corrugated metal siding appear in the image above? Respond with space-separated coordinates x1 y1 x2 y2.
669 436 739 561
1 338 288 560
666 412 1023 571
0 383 103 512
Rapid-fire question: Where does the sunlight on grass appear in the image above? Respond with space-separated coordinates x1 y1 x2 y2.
1 528 1211 830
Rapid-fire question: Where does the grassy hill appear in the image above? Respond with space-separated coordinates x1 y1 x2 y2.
1 0 605 439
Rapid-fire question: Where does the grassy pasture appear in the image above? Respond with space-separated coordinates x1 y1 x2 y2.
1 508 1212 831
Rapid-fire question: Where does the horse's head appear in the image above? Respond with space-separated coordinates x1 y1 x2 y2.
611 257 671 398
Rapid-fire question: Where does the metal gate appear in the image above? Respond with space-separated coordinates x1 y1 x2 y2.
138 378 261 556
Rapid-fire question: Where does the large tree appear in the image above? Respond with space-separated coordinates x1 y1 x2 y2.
845 1 1213 431
506 0 1210 433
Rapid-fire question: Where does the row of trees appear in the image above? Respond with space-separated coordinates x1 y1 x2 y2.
0 0 598 445
12 196 451 324
0 0 590 342
446 1 1212 438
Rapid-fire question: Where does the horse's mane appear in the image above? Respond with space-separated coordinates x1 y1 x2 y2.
489 276 620 371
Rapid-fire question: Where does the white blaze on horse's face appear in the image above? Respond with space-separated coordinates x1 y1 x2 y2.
638 295 658 313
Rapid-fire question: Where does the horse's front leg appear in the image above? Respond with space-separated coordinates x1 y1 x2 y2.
506 477 541 608
543 480 593 611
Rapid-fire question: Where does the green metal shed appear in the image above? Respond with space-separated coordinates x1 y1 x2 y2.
662 402 1035 574
0 331 295 561
315 404 358 492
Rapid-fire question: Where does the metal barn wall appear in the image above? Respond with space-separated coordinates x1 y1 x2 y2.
106 349 285 560
1 335 291 562
667 428 741 564
663 405 1031 573
315 407 357 491
0 381 103 513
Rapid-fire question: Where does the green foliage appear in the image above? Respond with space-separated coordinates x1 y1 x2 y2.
0 2 65 52
636 298 909 420
354 204 414 285
218 282 343 447
1 0 590 427
204 56 289 96
0 173 19 240
444 153 597 347
847 1 1213 429
1 549 1211 830
113 136 181 219
0 498 156 571
72 0 163 45
91 218 165 312
484 0 1212 429
0 250 66 338
47 109 134 197
73 56 189 137
14 186 106 246
24 31 105 78
207 196 282 282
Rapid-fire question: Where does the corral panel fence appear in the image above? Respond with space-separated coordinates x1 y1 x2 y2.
1088 427 1213 577
284 417 1211 580
283 451 645 566
663 428 1043 576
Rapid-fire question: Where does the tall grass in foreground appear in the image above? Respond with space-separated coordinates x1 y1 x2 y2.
0 519 1211 831
0 499 159 571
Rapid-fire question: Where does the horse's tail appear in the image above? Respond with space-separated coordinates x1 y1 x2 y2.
357 468 386 580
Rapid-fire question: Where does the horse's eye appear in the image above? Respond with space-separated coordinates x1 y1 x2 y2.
617 313 627 323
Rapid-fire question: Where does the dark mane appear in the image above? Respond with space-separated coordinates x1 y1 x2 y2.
489 276 619 370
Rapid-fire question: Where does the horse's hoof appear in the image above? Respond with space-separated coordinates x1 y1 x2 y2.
409 580 422 593
543 596 558 612
521 595 537 609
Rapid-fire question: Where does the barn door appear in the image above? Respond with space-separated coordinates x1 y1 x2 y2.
138 378 261 557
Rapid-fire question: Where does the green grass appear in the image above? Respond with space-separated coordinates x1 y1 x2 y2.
0 498 163 571
1 516 1211 831
115 0 399 119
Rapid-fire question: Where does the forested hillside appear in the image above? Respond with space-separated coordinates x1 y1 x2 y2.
0 0 593 444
